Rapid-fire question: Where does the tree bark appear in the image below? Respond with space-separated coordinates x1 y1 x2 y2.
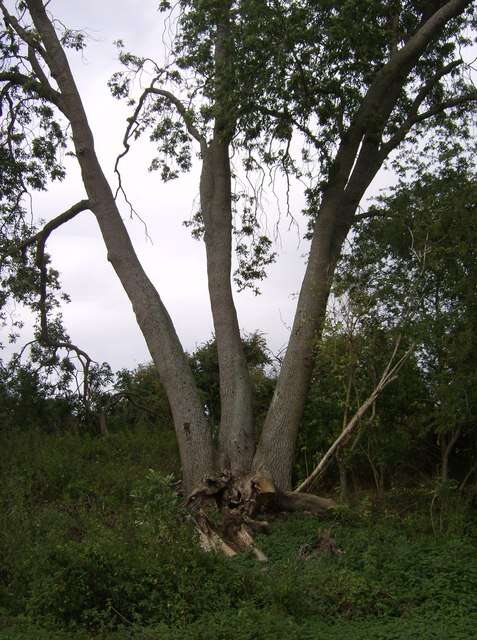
20 0 473 494
26 0 214 492
337 454 349 502
199 7 254 474
200 142 254 473
253 191 354 488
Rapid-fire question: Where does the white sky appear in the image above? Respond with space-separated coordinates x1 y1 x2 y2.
4 0 396 372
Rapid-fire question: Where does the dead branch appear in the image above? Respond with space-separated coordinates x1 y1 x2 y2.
294 337 414 494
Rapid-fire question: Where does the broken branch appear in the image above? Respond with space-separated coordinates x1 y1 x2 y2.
294 337 414 494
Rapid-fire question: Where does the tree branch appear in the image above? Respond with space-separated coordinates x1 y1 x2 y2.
17 199 91 254
380 61 475 156
13 200 94 401
294 337 414 494
150 87 207 149
0 0 47 60
114 82 206 208
256 104 321 148
27 43 56 94
0 69 61 105
332 0 472 189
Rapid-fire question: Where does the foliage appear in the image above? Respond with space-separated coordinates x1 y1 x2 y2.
335 157 477 482
1 424 476 638
188 331 275 430
109 364 173 432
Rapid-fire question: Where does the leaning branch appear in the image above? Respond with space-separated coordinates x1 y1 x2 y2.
0 0 47 60
14 200 93 400
334 0 472 187
17 199 91 253
17 199 91 338
149 87 207 149
0 69 61 105
380 56 476 157
294 337 414 494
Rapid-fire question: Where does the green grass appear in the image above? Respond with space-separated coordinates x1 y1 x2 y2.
0 426 476 639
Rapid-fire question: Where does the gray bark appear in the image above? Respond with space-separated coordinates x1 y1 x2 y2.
26 0 214 492
200 141 254 473
17 0 472 494
199 7 254 473
253 192 354 488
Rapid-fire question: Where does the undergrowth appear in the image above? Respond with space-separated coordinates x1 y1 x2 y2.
0 427 476 639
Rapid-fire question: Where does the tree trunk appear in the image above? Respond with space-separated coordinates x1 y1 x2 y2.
24 0 472 494
99 411 109 437
27 0 214 493
337 454 349 502
199 6 254 475
253 0 468 489
200 141 254 474
253 192 354 488
440 427 461 482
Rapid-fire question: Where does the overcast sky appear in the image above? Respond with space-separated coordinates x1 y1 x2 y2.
5 0 396 373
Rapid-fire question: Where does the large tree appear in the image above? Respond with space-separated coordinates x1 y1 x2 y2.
0 0 475 494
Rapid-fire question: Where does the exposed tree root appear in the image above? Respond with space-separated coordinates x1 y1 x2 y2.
187 471 336 559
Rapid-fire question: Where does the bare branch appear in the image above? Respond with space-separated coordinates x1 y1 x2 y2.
294 337 414 494
17 199 91 253
27 43 56 95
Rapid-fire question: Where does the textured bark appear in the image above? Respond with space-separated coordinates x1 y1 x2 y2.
253 192 354 488
199 7 254 474
17 0 473 494
200 143 254 474
26 0 214 492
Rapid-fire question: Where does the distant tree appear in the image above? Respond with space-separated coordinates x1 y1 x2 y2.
337 159 477 484
298 299 429 498
189 332 275 440
0 0 475 494
0 362 74 431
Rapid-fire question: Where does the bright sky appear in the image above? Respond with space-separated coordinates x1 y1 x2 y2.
5 0 395 373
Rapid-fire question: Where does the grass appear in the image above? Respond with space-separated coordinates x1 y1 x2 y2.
0 426 476 639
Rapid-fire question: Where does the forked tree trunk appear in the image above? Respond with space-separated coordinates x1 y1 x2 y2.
22 0 473 496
